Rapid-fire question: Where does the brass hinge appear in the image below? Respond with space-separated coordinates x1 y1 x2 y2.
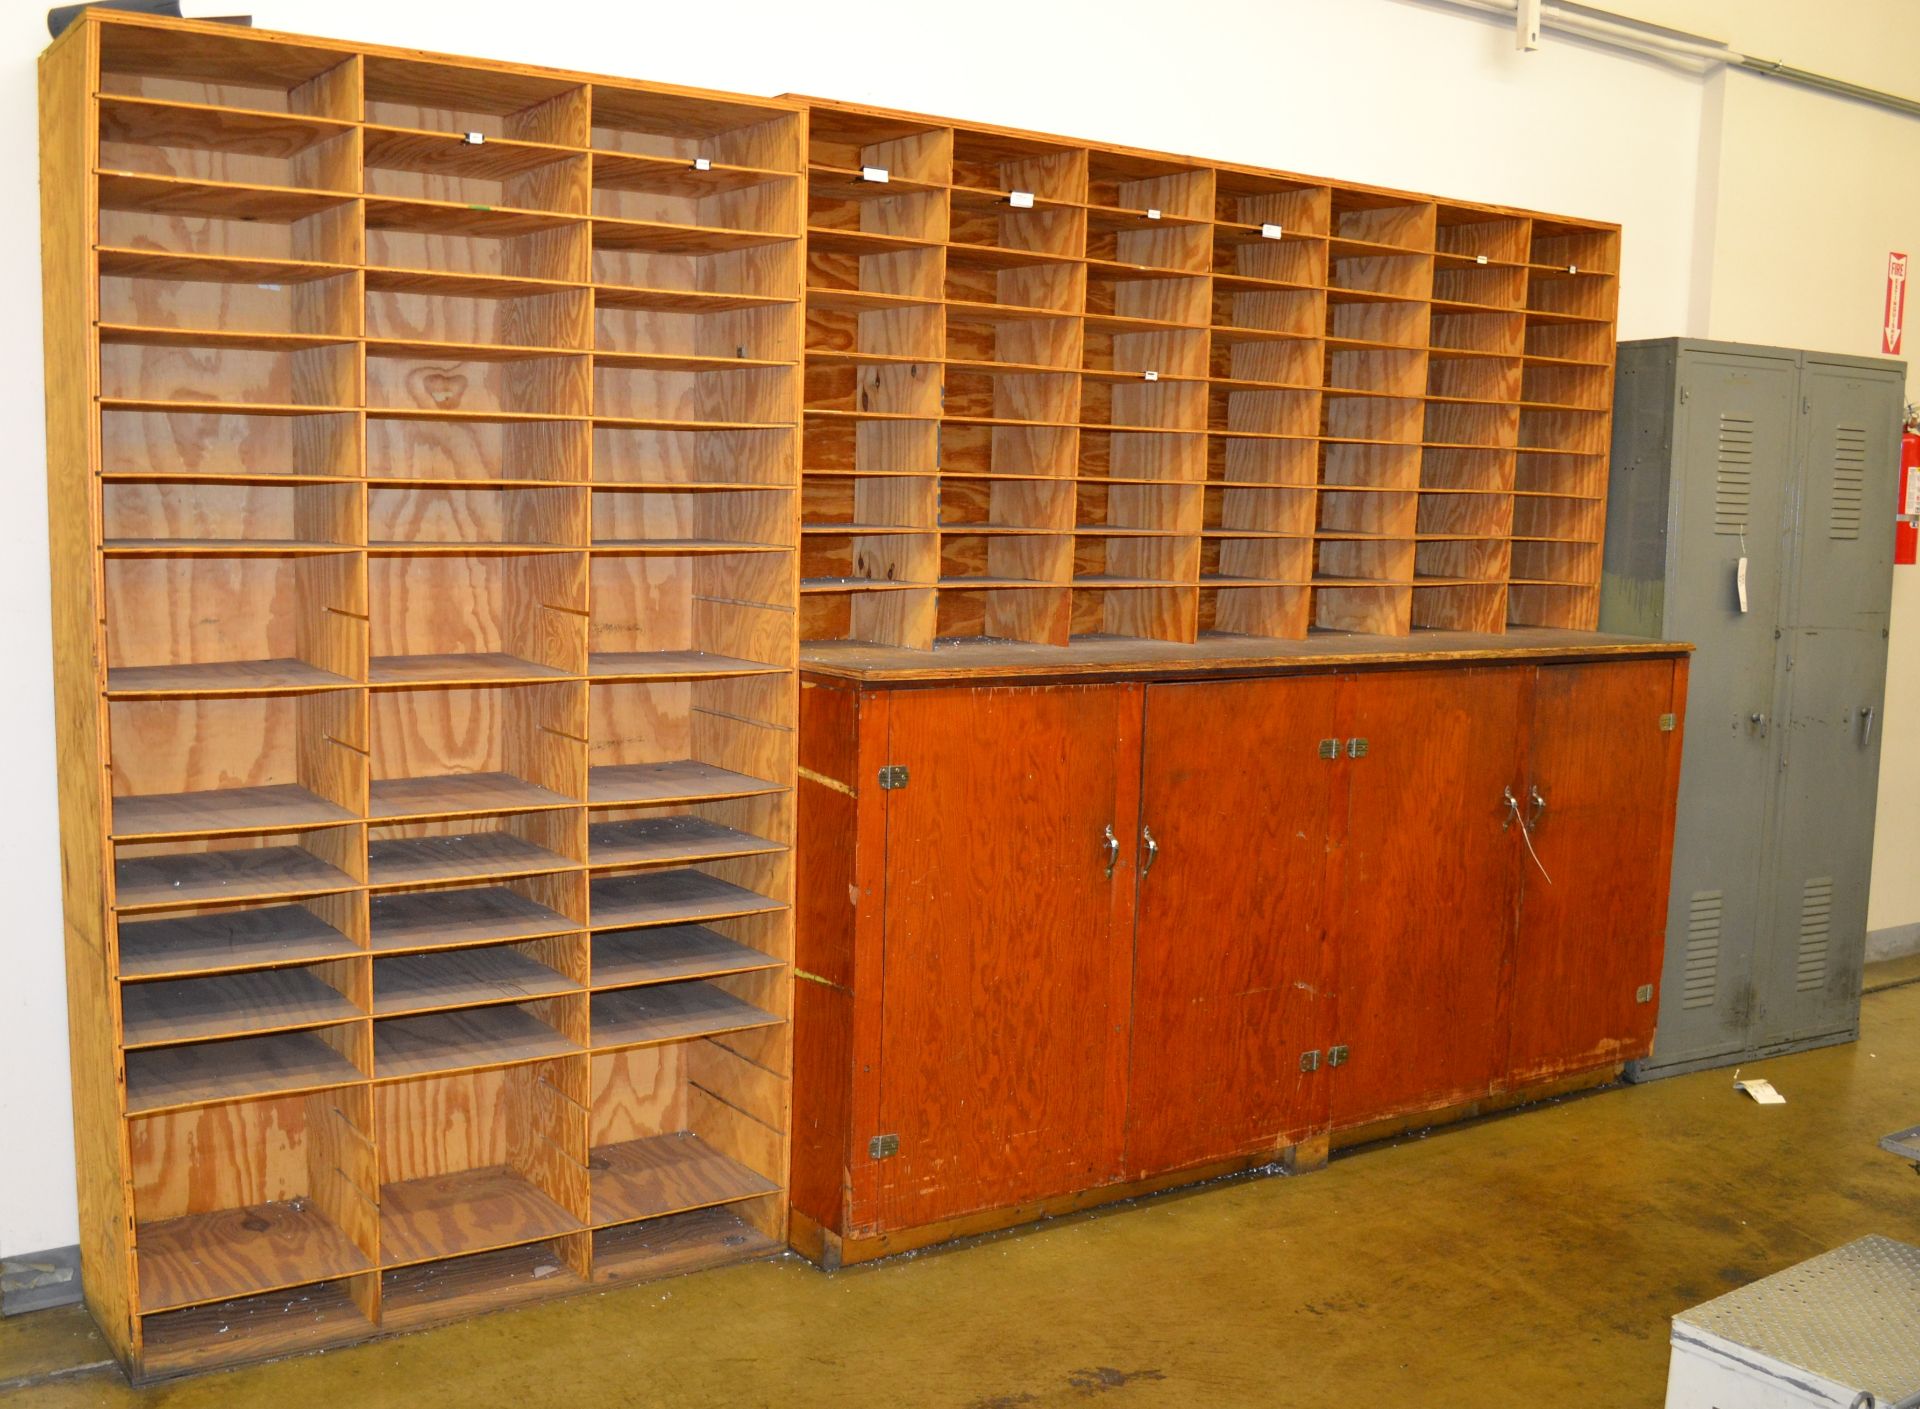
1299 1049 1321 1073
1318 738 1339 760
877 765 909 790
869 1133 900 1159
1658 713 1676 732
1347 738 1369 759
1328 1044 1350 1068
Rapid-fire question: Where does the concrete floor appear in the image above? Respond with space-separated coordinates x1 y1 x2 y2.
7 955 1920 1409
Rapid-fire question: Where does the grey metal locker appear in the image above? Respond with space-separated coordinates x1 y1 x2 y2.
1601 338 1903 1080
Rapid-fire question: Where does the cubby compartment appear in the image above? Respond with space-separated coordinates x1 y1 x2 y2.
950 130 1085 200
938 529 1072 591
589 863 784 936
948 188 1084 259
1207 383 1319 439
585 1033 781 1231
367 347 589 419
363 56 586 144
1425 401 1520 449
591 543 793 677
368 682 583 821
1327 294 1429 352
1209 431 1319 487
1215 171 1329 242
118 893 364 981
108 692 364 840
1078 427 1206 485
1413 534 1510 582
1431 311 1524 358
945 308 1081 373
101 337 357 410
125 1021 369 1116
372 1058 589 1263
1411 581 1507 632
363 129 587 218
373 937 584 1018
1079 377 1207 433
1427 352 1522 403
941 367 1075 426
1422 447 1515 494
128 1088 377 1313
98 22 358 118
946 248 1083 316
806 230 944 304
1211 335 1324 390
1525 269 1619 324
1523 319 1612 367
102 404 360 484
1513 446 1602 504
1432 261 1526 312
1511 495 1605 543
1204 481 1316 540
1082 323 1209 381
113 824 364 917
1330 193 1435 252
100 262 358 343
1519 408 1609 457
367 287 590 356
104 479 361 554
1083 267 1208 328
1212 283 1323 340
1509 538 1601 587
369 484 585 551
1312 581 1412 635
1325 346 1426 398
588 793 788 876
1324 394 1424 446
104 549 361 697
369 550 585 683
1529 221 1620 275
587 678 788 809
1521 361 1611 410
1200 580 1310 639
593 87 802 170
367 812 583 890
121 953 365 1053
364 202 588 290
1505 581 1597 629
371 874 584 956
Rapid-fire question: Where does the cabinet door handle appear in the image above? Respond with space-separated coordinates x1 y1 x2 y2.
1502 785 1522 831
1749 711 1770 739
1862 705 1876 746
1103 824 1119 879
1141 824 1159 875
1526 785 1548 834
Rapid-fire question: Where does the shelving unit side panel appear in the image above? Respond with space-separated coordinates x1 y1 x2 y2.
42 18 140 1369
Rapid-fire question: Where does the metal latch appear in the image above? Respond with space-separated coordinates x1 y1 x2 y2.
1347 738 1369 759
877 765 909 790
1636 984 1654 1004
1658 713 1676 732
1328 1044 1350 1068
1318 739 1339 760
1299 1050 1321 1073
869 1133 899 1159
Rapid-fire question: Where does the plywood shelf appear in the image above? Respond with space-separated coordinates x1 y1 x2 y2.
112 784 357 841
587 760 785 807
106 659 359 698
373 1005 580 1080
587 651 783 681
372 947 579 1016
589 870 784 929
367 832 578 888
122 968 363 1048
118 905 361 981
587 816 784 870
114 844 361 913
136 1201 373 1314
590 925 780 989
369 772 577 821
368 653 574 687
125 1029 365 1115
370 886 580 954
379 1166 583 1268
589 979 781 1050
589 1132 777 1227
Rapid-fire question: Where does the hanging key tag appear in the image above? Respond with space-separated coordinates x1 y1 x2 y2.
1736 529 1750 613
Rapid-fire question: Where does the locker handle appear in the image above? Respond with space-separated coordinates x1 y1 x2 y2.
1861 705 1876 747
1141 824 1159 876
1102 824 1119 879
1749 711 1770 739
1526 785 1548 834
1502 786 1522 831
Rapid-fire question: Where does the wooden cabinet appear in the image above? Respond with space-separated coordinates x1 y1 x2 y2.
792 641 1687 1266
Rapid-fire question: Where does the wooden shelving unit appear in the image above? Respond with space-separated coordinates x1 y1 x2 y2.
42 12 798 1383
793 99 1619 649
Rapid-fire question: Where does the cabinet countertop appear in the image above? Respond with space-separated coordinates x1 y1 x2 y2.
799 628 1692 685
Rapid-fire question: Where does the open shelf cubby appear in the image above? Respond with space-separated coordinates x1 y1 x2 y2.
790 96 1617 647
47 11 797 1381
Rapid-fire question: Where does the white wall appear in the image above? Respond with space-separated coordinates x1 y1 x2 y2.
0 0 1876 1258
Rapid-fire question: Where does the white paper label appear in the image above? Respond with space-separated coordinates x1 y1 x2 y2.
1737 555 1749 613
1568 264 1579 274
1146 207 1162 220
1734 1076 1785 1104
464 131 485 145
1260 223 1284 240
1476 254 1489 265
1009 190 1035 209
1143 370 1159 382
860 166 889 183
693 157 712 172
1905 475 1920 516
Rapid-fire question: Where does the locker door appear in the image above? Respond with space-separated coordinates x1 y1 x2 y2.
1786 362 1901 630
1754 627 1888 1046
1644 350 1797 1072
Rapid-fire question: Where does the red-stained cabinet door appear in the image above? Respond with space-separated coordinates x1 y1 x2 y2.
1328 667 1529 1130
872 684 1142 1232
1505 659 1686 1083
1124 676 1340 1178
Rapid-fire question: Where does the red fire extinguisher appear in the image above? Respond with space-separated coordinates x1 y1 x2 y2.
1900 405 1920 566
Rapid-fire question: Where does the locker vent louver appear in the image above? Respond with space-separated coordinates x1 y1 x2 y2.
1796 877 1834 992
1683 890 1722 1009
1714 415 1755 535
1830 426 1867 540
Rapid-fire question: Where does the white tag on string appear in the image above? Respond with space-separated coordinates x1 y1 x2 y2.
1737 556 1750 612
860 166 889 183
463 131 485 146
692 157 711 171
1261 223 1284 240
1146 207 1162 220
1009 190 1034 209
